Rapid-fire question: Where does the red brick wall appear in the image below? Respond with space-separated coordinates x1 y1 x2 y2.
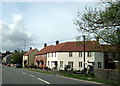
34 54 47 68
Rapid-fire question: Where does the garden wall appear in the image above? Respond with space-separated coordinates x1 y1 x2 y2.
94 69 120 82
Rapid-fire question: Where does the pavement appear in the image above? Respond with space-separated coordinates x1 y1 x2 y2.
2 65 108 85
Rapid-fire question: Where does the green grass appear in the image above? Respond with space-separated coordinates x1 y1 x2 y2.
25 68 55 74
23 68 120 86
60 72 120 86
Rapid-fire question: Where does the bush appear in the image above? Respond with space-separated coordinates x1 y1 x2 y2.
64 65 70 71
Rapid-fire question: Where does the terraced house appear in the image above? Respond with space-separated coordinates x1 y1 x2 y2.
35 41 114 71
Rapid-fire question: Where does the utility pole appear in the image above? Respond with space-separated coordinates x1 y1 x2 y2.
24 39 26 52
83 35 86 71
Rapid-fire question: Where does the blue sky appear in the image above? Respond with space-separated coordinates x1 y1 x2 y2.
0 2 100 51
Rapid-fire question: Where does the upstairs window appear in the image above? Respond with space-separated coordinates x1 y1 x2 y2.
51 53 53 57
108 53 112 58
55 52 56 57
98 62 102 68
48 53 50 57
69 52 73 57
79 52 82 57
87 52 92 57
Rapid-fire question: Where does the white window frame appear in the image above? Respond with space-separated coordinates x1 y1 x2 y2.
60 61 63 68
87 52 92 57
79 52 82 57
69 52 73 57
79 62 82 67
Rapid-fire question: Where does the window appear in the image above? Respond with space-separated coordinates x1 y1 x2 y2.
51 61 54 66
55 52 56 57
79 52 82 57
69 52 73 57
79 62 82 67
87 52 92 57
98 62 102 68
68 61 73 68
60 61 63 68
48 53 50 57
108 53 112 58
48 61 49 66
52 53 53 57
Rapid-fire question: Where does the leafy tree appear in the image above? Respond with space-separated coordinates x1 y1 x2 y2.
11 50 24 65
74 1 120 64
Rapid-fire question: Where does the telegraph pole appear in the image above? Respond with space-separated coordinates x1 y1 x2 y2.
24 39 26 52
83 35 86 72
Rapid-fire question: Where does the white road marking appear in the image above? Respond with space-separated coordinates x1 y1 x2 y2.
30 75 35 77
37 78 50 84
22 72 27 74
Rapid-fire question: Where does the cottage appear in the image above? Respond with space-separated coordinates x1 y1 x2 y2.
35 41 106 71
23 47 39 67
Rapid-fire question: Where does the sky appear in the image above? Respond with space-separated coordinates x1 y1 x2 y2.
0 0 101 52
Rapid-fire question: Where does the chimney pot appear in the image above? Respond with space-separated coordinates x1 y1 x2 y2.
30 47 32 50
56 40 59 45
44 43 47 47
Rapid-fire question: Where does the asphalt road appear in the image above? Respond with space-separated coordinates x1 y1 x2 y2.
2 65 107 85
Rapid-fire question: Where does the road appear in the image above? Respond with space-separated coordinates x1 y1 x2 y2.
2 65 107 85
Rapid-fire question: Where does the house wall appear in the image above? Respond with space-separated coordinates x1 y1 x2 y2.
23 56 28 67
46 52 100 71
46 52 58 69
94 52 104 69
28 50 39 67
34 54 47 68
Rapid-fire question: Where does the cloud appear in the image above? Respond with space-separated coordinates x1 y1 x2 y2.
1 14 33 52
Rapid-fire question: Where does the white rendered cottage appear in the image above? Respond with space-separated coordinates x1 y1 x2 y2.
37 41 104 71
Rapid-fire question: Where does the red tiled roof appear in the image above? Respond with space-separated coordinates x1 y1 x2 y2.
36 41 103 55
24 49 36 56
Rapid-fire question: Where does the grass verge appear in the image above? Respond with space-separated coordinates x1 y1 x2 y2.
23 68 120 86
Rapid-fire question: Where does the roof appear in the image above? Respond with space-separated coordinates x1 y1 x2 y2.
101 44 117 52
24 49 37 56
36 41 103 55
3 54 12 59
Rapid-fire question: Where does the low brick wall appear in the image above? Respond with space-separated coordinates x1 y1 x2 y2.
94 69 120 82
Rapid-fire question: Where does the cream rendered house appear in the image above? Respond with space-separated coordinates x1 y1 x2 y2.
23 48 39 67
38 41 104 71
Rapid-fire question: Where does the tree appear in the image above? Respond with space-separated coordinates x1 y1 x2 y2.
74 1 120 64
11 50 24 65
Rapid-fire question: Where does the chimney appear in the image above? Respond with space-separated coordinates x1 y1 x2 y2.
30 47 32 50
44 43 47 47
56 40 59 45
96 36 99 43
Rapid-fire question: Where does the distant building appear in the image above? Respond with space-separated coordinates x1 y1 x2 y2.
23 48 39 67
2 54 12 64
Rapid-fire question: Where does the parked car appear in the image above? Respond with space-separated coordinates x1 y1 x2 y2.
16 64 22 68
7 64 11 67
